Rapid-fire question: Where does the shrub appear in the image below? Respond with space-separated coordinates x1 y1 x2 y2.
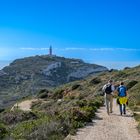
69 106 94 128
11 117 69 140
52 89 64 99
89 77 101 85
37 89 49 99
109 69 118 72
126 80 138 90
0 108 5 113
81 106 95 120
124 67 131 70
70 120 85 130
116 71 127 78
76 100 87 107
24 121 66 140
69 96 75 100
71 84 81 90
69 108 86 129
11 116 50 139
90 100 101 108
38 92 48 99
0 110 37 125
0 123 8 139
88 97 103 108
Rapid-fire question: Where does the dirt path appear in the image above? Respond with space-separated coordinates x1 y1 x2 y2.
70 99 140 140
11 99 38 111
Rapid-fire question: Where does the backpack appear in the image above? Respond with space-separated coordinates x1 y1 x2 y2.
105 84 112 94
118 86 126 97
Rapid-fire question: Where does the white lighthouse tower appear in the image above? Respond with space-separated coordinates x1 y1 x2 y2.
49 45 52 56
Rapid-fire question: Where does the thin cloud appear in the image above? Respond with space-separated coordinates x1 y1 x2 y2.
64 48 86 50
89 48 114 51
116 48 140 51
20 47 140 52
20 47 49 50
63 47 140 52
64 47 140 52
90 48 140 51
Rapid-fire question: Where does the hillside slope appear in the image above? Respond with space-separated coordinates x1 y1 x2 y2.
0 55 107 108
0 64 140 139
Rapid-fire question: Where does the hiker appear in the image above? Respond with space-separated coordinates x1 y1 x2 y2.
117 82 128 115
102 80 115 115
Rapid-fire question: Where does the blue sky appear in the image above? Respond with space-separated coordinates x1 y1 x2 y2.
0 0 140 69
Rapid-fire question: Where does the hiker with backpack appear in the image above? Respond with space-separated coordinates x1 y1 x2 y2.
117 82 128 115
102 80 115 115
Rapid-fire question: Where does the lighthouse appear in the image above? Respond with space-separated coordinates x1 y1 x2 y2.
49 45 52 55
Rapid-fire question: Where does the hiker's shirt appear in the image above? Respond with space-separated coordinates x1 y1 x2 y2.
118 85 127 104
102 84 115 95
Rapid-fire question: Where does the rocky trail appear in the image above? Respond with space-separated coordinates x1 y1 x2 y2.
12 98 140 140
68 99 140 140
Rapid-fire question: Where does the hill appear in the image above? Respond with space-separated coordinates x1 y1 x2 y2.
0 55 108 108
0 64 140 139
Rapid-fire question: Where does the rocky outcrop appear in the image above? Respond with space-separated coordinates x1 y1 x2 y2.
42 62 62 76
0 70 7 76
67 66 107 81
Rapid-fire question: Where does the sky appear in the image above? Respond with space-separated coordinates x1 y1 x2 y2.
0 0 140 69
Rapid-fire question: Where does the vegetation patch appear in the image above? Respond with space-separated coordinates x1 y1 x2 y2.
89 77 101 85
52 89 65 99
71 84 81 90
0 108 5 113
37 89 50 99
0 123 9 139
134 113 140 132
126 80 138 90
2 65 140 139
0 110 37 125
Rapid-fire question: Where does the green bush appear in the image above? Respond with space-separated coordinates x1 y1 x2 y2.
77 94 85 100
37 89 49 99
116 71 127 78
24 120 66 140
53 89 64 99
70 120 85 130
11 116 49 139
88 98 103 109
11 115 70 140
90 100 101 108
0 110 37 125
76 100 87 107
0 108 5 113
38 92 48 99
81 106 95 119
69 106 94 129
71 84 81 90
0 123 8 139
127 80 138 90
89 77 101 85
